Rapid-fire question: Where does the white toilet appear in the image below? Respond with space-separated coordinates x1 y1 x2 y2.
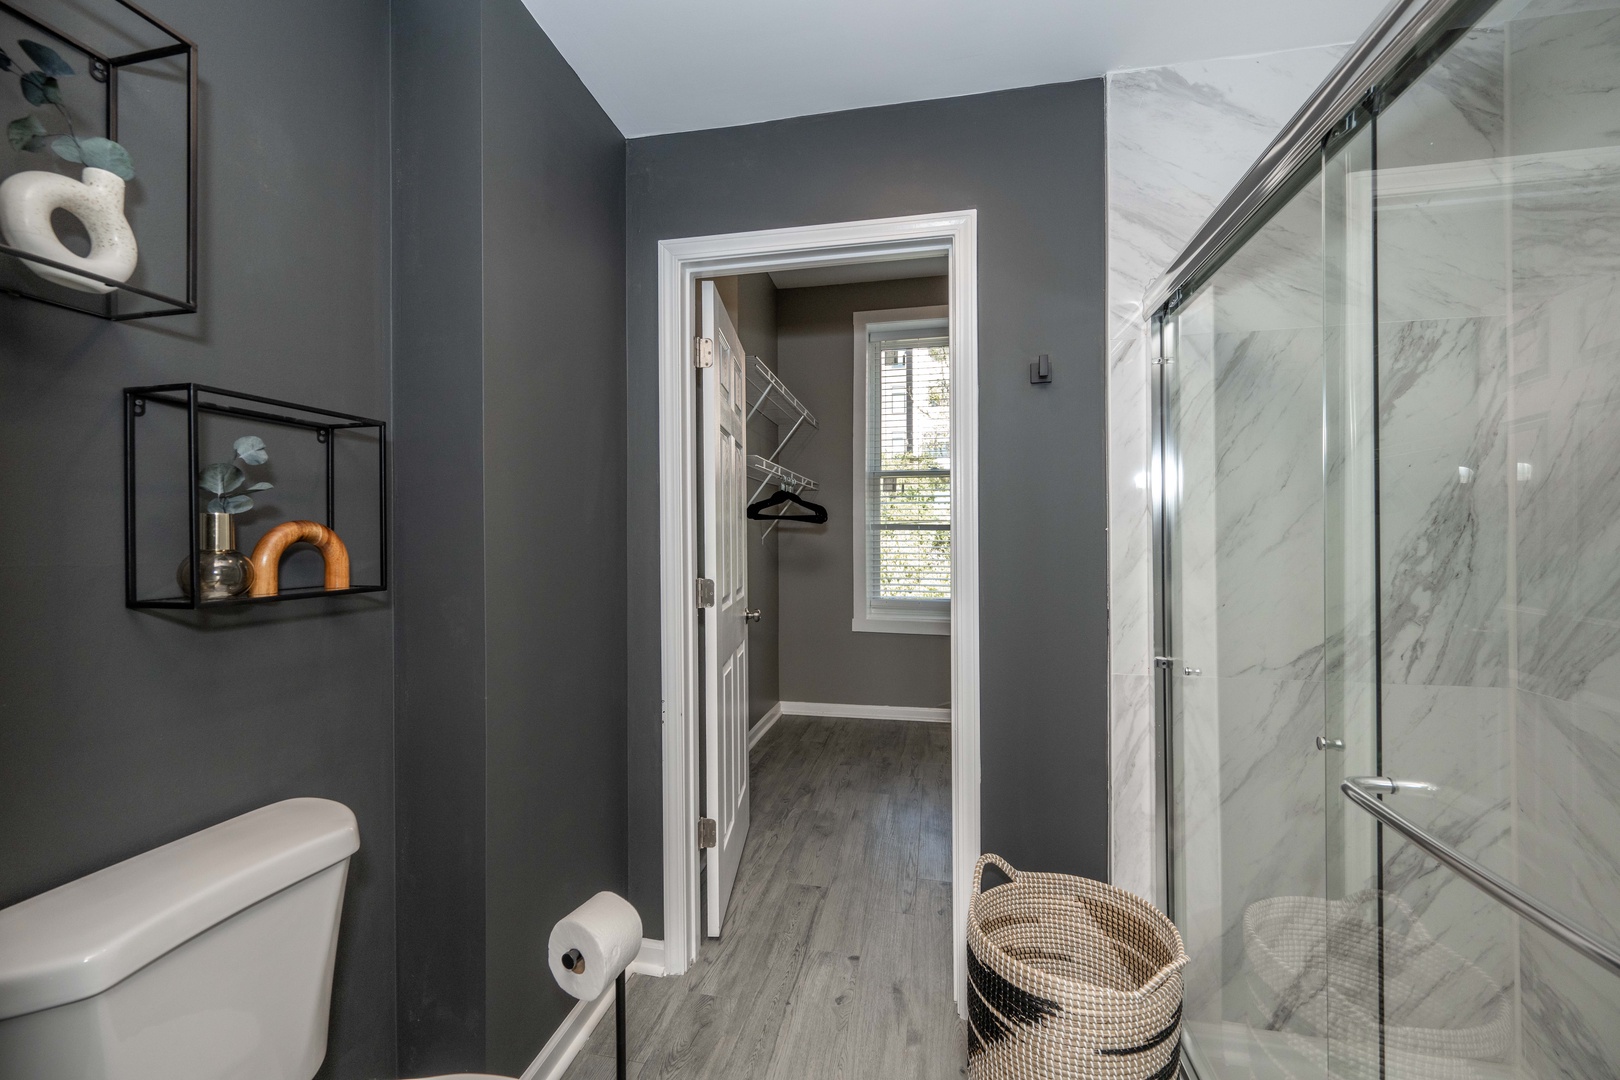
0 798 509 1080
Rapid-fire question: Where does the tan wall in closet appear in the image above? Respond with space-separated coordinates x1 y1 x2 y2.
776 276 951 709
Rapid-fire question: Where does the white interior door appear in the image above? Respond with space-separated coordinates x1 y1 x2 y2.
701 280 750 936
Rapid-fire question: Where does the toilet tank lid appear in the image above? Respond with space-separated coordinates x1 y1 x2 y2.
0 798 358 1021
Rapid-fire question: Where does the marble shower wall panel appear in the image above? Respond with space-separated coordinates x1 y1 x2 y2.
1106 46 1346 897
1509 278 1620 708
1379 684 1519 1030
1104 47 1348 340
1210 338 1326 684
1506 1 1620 157
1176 672 1226 1026
1215 676 1325 991
1370 26 1522 1057
1209 321 1327 1037
1515 690 1620 1075
1506 7 1620 1071
1177 305 1222 661
1514 693 1620 943
1169 298 1225 1031
1520 926 1620 1079
1374 29 1506 172
1377 316 1512 690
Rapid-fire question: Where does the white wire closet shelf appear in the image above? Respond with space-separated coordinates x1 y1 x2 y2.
744 356 819 516
746 356 818 431
747 455 817 493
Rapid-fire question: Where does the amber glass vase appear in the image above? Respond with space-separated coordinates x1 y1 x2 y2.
177 512 255 600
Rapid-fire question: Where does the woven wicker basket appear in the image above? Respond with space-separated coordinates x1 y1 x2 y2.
967 854 1189 1080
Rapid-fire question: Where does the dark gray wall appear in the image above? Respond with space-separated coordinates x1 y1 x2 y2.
1 3 624 1076
776 277 952 709
732 274 781 725
393 0 487 1070
480 0 628 1072
626 81 1110 933
394 0 628 1072
0 1 397 1078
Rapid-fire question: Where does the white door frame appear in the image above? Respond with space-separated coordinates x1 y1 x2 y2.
656 210 981 1010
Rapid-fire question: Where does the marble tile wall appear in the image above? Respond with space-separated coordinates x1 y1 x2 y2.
1372 27 1520 1005
1504 3 1620 1071
1105 45 1346 900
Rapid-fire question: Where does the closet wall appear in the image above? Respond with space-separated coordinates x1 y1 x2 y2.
776 276 952 709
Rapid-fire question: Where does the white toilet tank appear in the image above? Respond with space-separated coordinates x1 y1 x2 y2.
0 798 359 1080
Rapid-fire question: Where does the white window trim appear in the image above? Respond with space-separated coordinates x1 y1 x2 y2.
852 305 951 636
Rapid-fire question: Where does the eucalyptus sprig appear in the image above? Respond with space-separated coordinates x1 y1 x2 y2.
2 39 135 180
199 436 273 515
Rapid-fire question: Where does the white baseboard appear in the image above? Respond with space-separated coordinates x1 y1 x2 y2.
747 702 785 750
519 985 614 1080
778 700 951 724
629 936 666 977
519 939 665 1080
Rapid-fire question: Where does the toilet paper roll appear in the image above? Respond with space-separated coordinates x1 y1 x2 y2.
548 891 643 1002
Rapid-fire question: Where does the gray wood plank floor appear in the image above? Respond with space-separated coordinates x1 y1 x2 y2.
564 715 966 1080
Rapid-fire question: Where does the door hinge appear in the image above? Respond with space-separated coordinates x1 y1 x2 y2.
1154 656 1174 669
695 337 715 369
1152 357 1174 366
698 818 718 848
696 578 716 608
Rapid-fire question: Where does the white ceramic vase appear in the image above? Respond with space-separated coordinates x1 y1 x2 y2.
0 167 138 294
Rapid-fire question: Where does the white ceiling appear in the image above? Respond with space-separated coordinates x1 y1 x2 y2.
521 0 1387 138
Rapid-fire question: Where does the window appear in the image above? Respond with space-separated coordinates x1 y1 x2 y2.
852 306 950 634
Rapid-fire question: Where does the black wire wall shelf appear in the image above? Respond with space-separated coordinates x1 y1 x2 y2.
123 384 389 609
0 0 197 320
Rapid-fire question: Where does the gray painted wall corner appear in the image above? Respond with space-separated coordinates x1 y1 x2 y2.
392 0 489 1070
479 0 629 1071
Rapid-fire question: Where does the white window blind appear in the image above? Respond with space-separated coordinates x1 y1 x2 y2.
867 327 950 607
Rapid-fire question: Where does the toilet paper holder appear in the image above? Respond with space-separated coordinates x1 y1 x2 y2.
558 956 626 1079
550 893 640 1080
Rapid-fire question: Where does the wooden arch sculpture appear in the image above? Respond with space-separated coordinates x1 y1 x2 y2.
249 520 351 597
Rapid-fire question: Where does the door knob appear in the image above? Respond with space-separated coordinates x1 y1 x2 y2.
1183 666 1201 676
1316 736 1344 751
744 608 762 623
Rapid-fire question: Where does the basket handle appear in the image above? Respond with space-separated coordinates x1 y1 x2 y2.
972 853 1018 897
1136 951 1191 996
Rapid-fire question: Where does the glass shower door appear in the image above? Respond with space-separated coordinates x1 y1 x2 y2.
1320 107 1383 1080
1162 165 1331 1080
1363 0 1620 1074
1161 0 1620 1076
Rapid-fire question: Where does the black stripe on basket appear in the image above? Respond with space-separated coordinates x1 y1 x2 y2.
1098 1003 1182 1056
1142 1039 1181 1080
966 946 1062 1052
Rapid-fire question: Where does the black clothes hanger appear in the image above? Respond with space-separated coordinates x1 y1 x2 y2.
747 487 828 524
